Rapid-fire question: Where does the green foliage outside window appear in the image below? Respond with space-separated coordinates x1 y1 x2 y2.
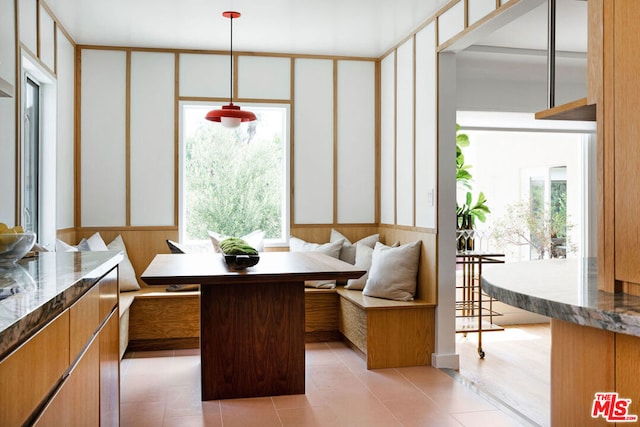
184 121 283 240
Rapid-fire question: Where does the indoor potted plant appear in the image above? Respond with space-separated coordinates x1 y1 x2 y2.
455 125 490 251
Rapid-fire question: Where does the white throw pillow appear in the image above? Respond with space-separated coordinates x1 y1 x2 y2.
106 235 141 292
289 237 344 288
208 230 265 252
56 239 78 252
344 243 374 290
56 238 90 252
362 241 422 301
330 229 379 265
86 232 109 251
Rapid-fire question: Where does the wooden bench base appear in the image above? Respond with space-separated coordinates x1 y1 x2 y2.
337 288 436 369
120 286 436 370
120 287 342 354
119 287 200 355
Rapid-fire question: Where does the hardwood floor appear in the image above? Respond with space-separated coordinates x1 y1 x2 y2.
454 323 551 427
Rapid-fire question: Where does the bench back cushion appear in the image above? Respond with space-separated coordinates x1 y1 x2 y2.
362 241 421 301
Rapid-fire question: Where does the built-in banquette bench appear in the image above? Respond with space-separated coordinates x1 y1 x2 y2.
119 285 435 369
67 226 438 368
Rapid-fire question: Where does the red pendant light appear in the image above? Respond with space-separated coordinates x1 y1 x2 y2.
205 11 256 129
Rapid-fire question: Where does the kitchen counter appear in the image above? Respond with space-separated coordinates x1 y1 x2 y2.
0 251 123 359
481 257 640 337
482 258 640 424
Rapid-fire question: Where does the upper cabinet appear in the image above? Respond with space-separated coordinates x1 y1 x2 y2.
535 0 595 121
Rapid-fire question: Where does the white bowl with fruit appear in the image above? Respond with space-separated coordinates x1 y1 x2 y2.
0 224 37 268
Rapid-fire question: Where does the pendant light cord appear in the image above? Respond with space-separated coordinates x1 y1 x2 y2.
229 16 234 105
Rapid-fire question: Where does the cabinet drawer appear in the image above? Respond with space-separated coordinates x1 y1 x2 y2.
99 270 118 320
70 284 101 361
34 334 100 426
0 311 70 427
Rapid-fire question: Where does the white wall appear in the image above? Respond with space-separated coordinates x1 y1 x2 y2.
293 58 334 224
78 51 378 229
456 50 588 113
461 130 584 261
81 50 127 227
0 0 16 225
56 31 76 230
129 52 175 226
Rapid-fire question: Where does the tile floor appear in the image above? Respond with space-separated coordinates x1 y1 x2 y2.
121 342 531 427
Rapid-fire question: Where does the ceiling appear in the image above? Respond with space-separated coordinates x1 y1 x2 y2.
46 0 587 58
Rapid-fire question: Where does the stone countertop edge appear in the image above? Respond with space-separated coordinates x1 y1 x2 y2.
481 258 640 338
0 251 123 359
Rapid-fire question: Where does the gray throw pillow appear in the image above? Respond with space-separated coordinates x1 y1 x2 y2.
329 229 379 265
362 241 422 301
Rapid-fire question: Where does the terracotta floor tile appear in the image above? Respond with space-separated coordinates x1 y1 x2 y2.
277 405 341 427
451 409 527 427
355 368 421 401
219 397 283 427
417 381 497 414
384 395 464 427
121 401 165 427
272 392 321 410
397 365 458 386
121 342 531 427
162 413 224 427
120 373 168 403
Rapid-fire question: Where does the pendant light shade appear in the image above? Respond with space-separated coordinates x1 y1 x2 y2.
205 11 256 129
205 103 256 128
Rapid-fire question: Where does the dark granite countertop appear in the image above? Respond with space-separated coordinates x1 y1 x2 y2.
0 251 123 358
481 258 640 337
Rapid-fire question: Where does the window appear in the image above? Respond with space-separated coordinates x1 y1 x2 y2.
20 53 56 249
527 166 568 259
180 103 289 245
23 76 40 237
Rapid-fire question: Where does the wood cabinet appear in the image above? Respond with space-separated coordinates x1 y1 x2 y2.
592 0 640 295
551 319 640 425
0 270 119 427
0 312 70 427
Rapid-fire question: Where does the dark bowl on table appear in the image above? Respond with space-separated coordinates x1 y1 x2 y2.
223 252 260 270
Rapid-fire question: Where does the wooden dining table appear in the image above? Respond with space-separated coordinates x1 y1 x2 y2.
141 251 365 400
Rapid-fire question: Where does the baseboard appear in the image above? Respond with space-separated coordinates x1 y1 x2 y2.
305 330 343 343
431 352 460 370
127 337 199 352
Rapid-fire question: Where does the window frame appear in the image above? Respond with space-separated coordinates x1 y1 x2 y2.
178 100 291 247
22 75 41 238
20 51 57 249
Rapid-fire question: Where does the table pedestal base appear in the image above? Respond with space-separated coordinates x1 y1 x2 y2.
200 281 305 400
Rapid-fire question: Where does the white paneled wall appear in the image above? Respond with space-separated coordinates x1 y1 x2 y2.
238 56 290 100
78 49 376 229
19 0 37 55
80 50 127 226
130 52 175 226
396 39 414 227
337 60 376 224
0 0 16 224
415 23 437 229
468 0 497 26
56 30 75 229
293 59 334 224
438 1 465 46
39 6 55 71
0 1 14 82
380 53 395 225
179 54 229 98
